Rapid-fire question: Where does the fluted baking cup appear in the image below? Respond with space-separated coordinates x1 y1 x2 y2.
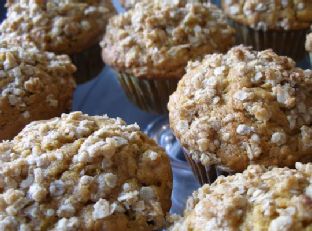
70 43 104 84
117 73 179 114
228 19 308 61
183 149 235 185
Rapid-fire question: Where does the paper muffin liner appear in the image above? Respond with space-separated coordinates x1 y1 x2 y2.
183 149 235 185
228 19 308 61
70 43 104 84
117 72 179 114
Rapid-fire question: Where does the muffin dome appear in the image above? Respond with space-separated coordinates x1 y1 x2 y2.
0 39 75 141
221 0 312 30
0 112 172 230
0 0 115 54
168 46 312 172
101 1 235 79
170 163 312 231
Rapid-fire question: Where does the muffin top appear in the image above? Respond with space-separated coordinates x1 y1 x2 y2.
168 46 312 172
306 30 312 52
101 1 235 79
0 112 172 230
0 38 76 133
0 0 116 54
221 0 312 30
169 163 312 231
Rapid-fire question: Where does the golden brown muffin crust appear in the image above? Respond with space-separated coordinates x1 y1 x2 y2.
0 112 172 231
169 163 312 231
0 38 76 141
101 1 235 79
221 0 312 30
168 46 312 172
0 0 116 54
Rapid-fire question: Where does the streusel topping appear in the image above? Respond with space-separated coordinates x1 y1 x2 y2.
170 163 312 231
0 38 76 134
101 1 235 79
0 112 172 230
222 0 312 30
1 0 115 54
120 0 207 10
168 46 312 171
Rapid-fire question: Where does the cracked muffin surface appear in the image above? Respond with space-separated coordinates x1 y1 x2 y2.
0 112 172 231
168 45 312 172
0 39 76 141
101 1 235 79
169 163 312 231
1 0 115 54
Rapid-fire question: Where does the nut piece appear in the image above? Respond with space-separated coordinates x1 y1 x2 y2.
0 112 172 231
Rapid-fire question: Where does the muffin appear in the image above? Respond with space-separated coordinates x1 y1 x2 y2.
1 0 116 83
0 39 76 141
0 112 173 230
306 29 312 65
168 45 312 184
101 1 235 114
221 0 312 61
169 163 312 231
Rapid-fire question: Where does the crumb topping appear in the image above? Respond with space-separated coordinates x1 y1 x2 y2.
120 0 207 10
101 1 235 78
168 45 312 171
1 0 116 54
222 0 312 30
169 163 312 231
0 112 172 230
0 38 76 138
